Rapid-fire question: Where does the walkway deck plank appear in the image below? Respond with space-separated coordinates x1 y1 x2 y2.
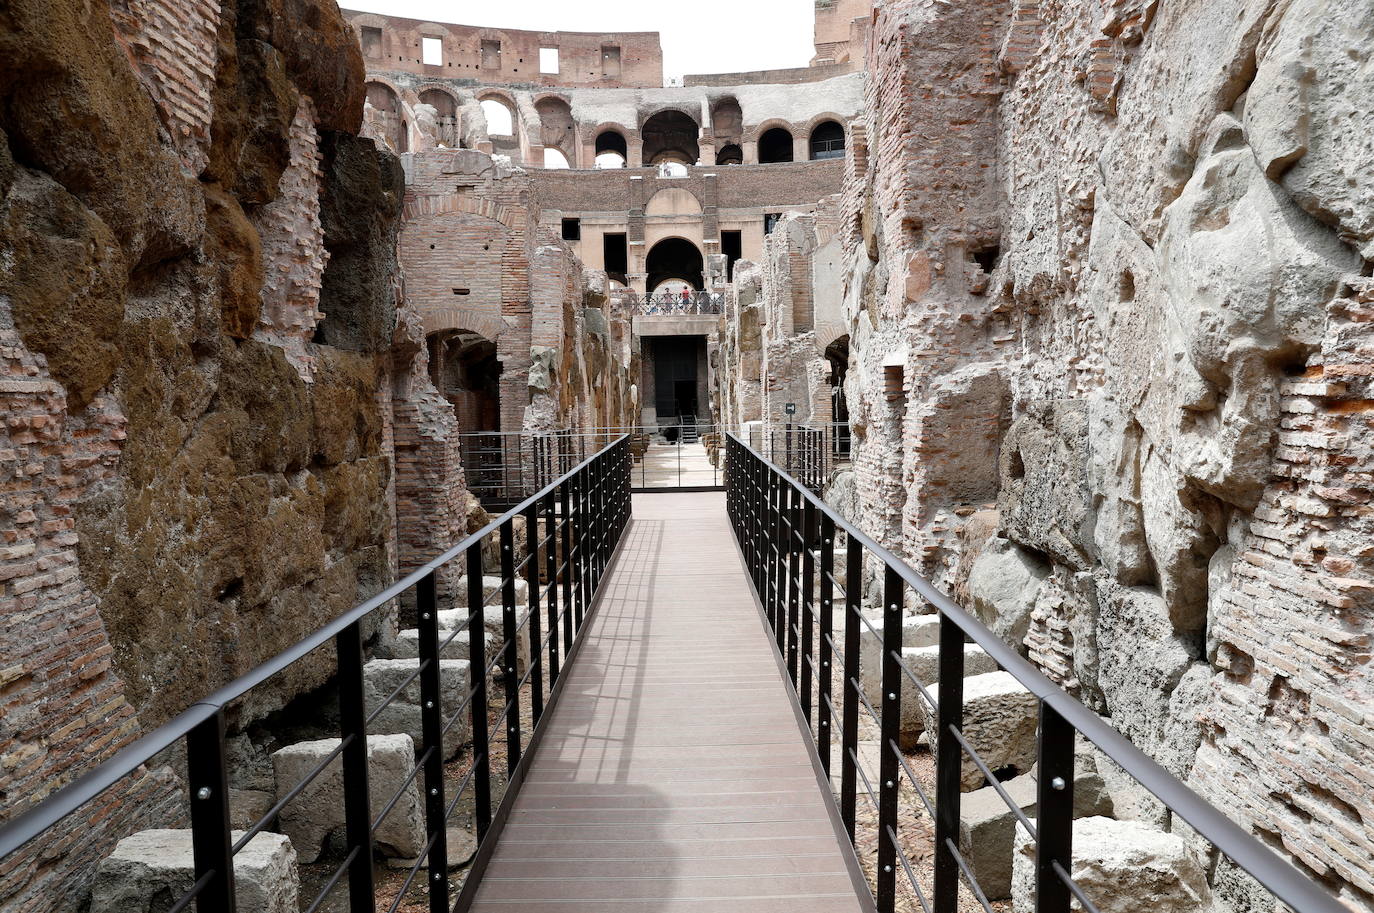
468 492 870 912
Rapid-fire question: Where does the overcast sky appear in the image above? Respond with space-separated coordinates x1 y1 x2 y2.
341 1 816 81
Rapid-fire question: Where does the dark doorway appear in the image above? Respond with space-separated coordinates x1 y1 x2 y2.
759 127 794 164
604 232 628 283
642 110 700 165
646 237 704 292
649 336 708 422
721 230 743 281
429 330 502 432
673 380 698 418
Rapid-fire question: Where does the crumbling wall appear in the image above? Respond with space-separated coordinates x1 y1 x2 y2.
819 0 1374 908
0 0 401 908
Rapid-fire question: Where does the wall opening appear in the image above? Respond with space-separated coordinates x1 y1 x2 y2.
481 39 501 69
647 336 710 423
418 89 459 147
361 26 382 58
764 212 782 235
722 230 743 280
646 237 704 292
595 130 627 168
884 363 905 402
826 335 852 458
971 244 1001 273
365 81 406 154
429 330 502 432
543 148 570 169
603 233 628 283
601 45 622 78
716 144 743 165
539 47 560 74
421 36 443 66
536 96 575 167
759 127 795 164
809 120 845 160
480 98 514 136
562 218 581 241
642 110 700 166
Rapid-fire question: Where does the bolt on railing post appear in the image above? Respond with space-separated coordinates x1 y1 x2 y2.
801 499 817 724
525 502 545 725
415 572 450 911
818 513 836 775
840 535 861 841
1036 702 1076 913
933 613 966 912
466 545 493 840
877 566 903 913
499 521 521 773
336 620 376 913
186 708 235 913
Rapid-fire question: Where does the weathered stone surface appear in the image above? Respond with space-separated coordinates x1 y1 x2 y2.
896 643 1000 746
1011 817 1213 913
968 537 1049 651
999 402 1094 571
859 613 942 705
363 659 472 759
91 829 297 913
386 627 490 663
924 671 1039 790
271 735 424 863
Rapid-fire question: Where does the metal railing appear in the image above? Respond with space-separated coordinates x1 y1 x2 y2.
623 291 725 315
723 433 1346 913
0 437 633 913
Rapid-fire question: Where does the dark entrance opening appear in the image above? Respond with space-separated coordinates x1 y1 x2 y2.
825 334 851 459
429 330 502 431
604 232 628 283
759 127 794 164
648 335 708 423
721 230 743 281
646 237 704 292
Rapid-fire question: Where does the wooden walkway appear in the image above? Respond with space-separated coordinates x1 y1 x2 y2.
468 492 871 912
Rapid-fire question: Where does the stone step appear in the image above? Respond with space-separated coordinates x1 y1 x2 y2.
92 829 297 913
895 643 999 747
922 670 1039 790
387 626 491 663
363 659 473 759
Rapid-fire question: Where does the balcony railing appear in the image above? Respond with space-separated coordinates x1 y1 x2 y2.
623 291 725 316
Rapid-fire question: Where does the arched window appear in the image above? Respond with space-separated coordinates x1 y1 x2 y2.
716 144 743 165
480 98 514 136
544 148 570 169
419 89 459 147
642 110 700 166
759 127 794 164
809 121 846 160
646 238 704 291
365 82 406 154
596 152 626 169
536 96 575 165
595 130 627 168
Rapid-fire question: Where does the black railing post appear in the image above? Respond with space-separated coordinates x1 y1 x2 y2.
415 572 450 911
560 479 574 655
877 566 902 912
336 620 376 913
801 499 817 724
466 545 493 840
1036 702 1076 913
499 521 521 773
572 469 585 632
840 535 861 841
526 501 545 724
818 513 836 776
786 486 801 687
186 709 235 913
933 613 966 912
544 491 560 686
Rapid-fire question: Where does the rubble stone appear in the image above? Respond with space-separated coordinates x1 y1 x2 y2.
91 829 297 913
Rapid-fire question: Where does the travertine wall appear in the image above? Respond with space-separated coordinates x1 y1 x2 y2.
792 0 1374 908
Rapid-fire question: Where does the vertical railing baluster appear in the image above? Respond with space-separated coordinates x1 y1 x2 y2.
786 487 801 687
933 613 966 911
466 545 492 840
336 620 376 913
560 480 574 658
1036 703 1076 913
544 491 560 687
499 521 521 773
772 472 786 655
415 572 449 910
877 567 903 912
572 469 585 632
187 709 235 913
818 513 836 776
526 501 545 724
840 536 861 840
801 499 817 724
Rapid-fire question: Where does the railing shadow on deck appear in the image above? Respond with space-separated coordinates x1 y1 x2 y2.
0 438 633 913
723 432 1348 913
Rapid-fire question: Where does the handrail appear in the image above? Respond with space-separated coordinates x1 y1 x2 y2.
724 431 1346 913
0 435 633 902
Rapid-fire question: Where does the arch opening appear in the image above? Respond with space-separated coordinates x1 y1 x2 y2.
646 237 704 292
480 98 514 136
419 89 459 147
536 96 575 166
642 110 699 166
428 330 503 433
716 144 743 166
759 127 794 164
810 120 845 160
365 81 406 153
595 130 628 169
544 148 570 169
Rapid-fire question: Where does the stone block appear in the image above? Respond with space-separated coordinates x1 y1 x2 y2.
897 643 999 747
91 829 296 913
364 659 472 759
923 671 1038 790
1012 817 1212 913
859 612 942 705
271 734 425 863
387 626 489 662
968 537 1049 651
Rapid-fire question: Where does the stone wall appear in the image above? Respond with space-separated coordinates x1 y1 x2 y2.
735 0 1374 907
0 0 404 907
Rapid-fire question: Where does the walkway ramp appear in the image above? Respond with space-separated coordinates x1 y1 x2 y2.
468 492 871 912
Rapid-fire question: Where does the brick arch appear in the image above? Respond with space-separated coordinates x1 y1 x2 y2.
403 193 524 232
744 117 798 143
645 187 703 216
415 82 463 108
639 105 701 128
420 307 508 340
802 112 849 137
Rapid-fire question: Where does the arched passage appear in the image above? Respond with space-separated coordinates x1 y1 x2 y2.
595 130 627 168
480 97 514 136
419 88 459 147
366 81 406 153
536 96 575 165
716 144 743 165
646 237 704 292
825 335 852 458
428 330 502 433
759 127 794 164
642 110 699 166
809 120 845 160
